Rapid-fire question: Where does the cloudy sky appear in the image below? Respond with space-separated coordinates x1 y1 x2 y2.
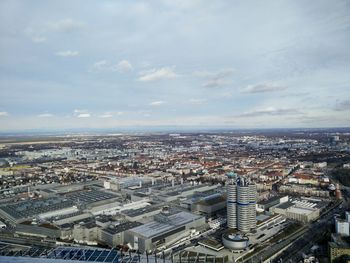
1 0 350 132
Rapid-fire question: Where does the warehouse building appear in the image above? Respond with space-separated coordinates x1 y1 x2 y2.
121 205 162 222
125 211 205 253
329 233 350 263
256 195 289 212
0 198 76 224
191 193 226 216
271 197 324 223
156 184 219 202
99 221 142 247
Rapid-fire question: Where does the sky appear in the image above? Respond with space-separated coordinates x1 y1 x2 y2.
0 0 350 132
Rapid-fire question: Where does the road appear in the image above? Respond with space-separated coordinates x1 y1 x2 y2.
242 199 344 263
273 200 345 263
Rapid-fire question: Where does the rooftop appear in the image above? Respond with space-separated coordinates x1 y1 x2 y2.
197 194 226 206
128 211 203 238
102 221 142 235
0 198 75 220
63 189 118 205
259 195 284 206
122 205 162 217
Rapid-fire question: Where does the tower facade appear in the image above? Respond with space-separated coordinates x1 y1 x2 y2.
227 172 237 229
226 173 256 232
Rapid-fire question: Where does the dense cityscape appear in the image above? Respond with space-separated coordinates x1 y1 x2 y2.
1 0 350 262
0 129 349 262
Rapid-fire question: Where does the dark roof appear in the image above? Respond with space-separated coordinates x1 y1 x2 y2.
197 195 226 206
102 221 142 235
122 205 162 217
275 201 294 210
259 196 283 205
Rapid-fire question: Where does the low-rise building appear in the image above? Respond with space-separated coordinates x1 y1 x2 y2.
72 221 99 245
329 233 350 263
271 198 324 223
125 211 205 253
99 221 142 247
191 193 226 216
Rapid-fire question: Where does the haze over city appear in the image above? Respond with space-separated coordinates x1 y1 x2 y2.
2 1 350 263
1 0 350 132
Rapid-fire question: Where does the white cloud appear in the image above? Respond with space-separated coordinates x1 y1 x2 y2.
99 112 113 118
138 67 178 82
92 60 108 70
56 50 79 57
0 112 9 117
91 60 132 73
194 68 235 88
202 78 227 88
240 107 300 117
37 113 54 117
77 113 91 118
149 100 166 106
243 83 287 93
116 60 133 72
49 19 84 32
25 19 83 43
188 98 207 105
25 27 47 43
31 36 47 43
73 109 90 118
74 109 88 114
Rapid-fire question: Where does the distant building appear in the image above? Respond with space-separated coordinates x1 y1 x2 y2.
256 195 289 212
226 172 257 232
336 219 350 237
329 233 350 263
335 211 350 237
72 221 98 245
99 221 142 247
191 193 226 216
271 198 324 223
124 211 205 253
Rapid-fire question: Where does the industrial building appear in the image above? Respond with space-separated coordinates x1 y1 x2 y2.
125 211 205 253
99 221 142 247
190 193 226 216
335 211 350 237
256 195 289 212
329 233 350 263
226 172 257 232
0 197 76 224
121 205 162 222
156 184 219 202
271 198 325 223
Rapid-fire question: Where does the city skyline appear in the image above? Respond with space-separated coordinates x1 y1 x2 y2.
1 0 350 131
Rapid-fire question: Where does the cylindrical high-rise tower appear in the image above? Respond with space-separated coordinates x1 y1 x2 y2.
237 177 250 232
227 172 237 229
248 183 257 229
226 173 257 233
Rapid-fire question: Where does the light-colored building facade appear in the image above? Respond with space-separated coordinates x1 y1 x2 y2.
226 172 257 232
335 219 350 237
125 211 205 253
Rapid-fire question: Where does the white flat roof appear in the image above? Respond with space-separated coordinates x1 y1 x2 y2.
129 211 202 238
288 206 315 215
